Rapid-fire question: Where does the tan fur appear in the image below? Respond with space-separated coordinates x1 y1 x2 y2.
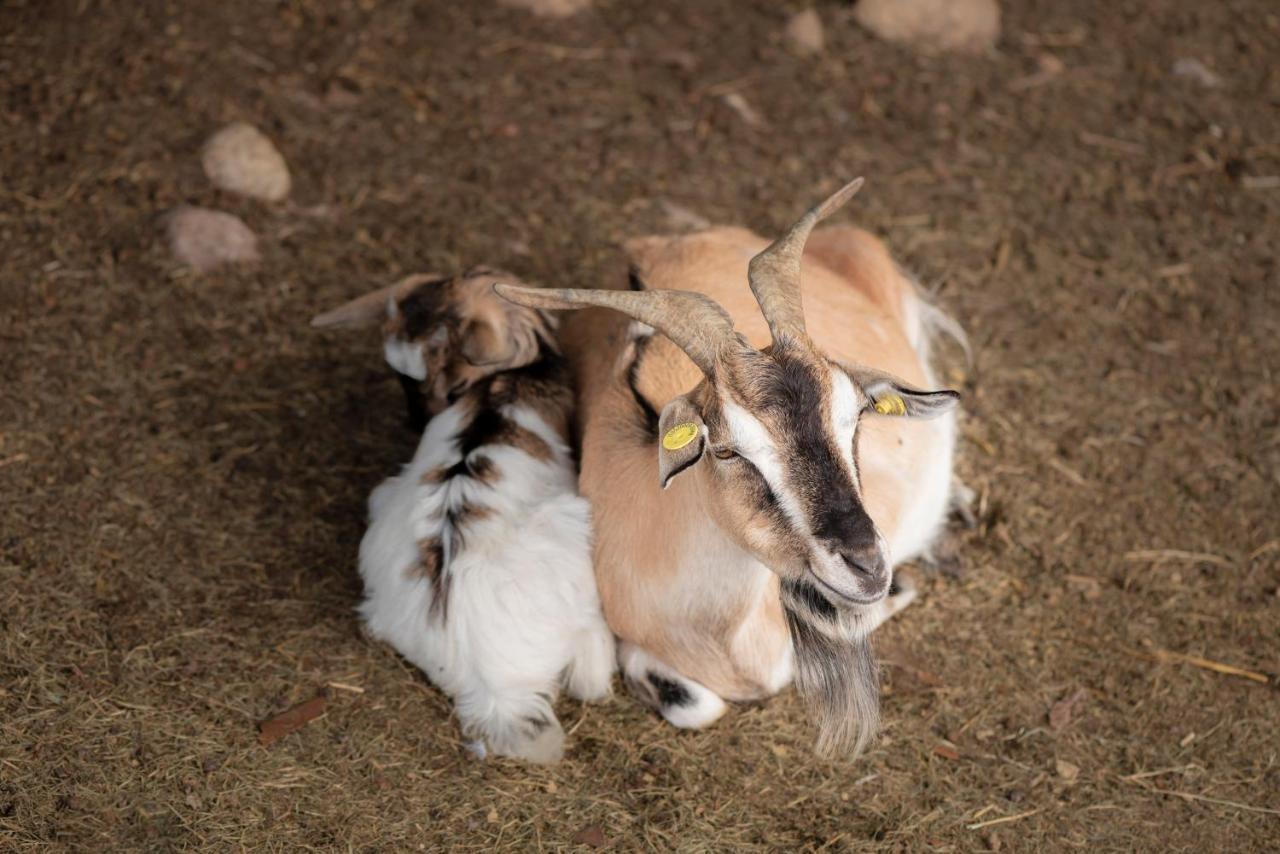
412 270 558 416
563 225 943 699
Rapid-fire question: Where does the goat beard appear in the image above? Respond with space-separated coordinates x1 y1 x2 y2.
781 587 880 759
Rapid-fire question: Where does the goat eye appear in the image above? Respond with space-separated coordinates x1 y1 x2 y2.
712 447 739 461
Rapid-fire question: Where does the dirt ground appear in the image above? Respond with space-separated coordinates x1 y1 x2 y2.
3 0 1278 850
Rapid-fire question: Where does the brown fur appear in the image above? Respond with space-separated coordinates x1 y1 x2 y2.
562 225 943 701
411 537 449 617
398 268 561 418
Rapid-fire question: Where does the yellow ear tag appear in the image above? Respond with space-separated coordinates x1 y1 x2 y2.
874 395 907 416
662 422 700 451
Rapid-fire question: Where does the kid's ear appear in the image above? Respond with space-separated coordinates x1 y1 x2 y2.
657 394 706 489
310 283 399 329
310 273 446 329
458 279 548 371
845 366 960 419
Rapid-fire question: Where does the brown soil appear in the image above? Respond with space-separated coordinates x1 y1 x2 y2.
3 0 1278 850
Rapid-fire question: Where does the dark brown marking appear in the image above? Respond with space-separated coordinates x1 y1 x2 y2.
410 537 443 582
448 500 493 529
504 422 555 461
467 454 498 483
408 537 450 618
625 334 660 437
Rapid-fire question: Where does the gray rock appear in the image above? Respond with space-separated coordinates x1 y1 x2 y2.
166 206 260 272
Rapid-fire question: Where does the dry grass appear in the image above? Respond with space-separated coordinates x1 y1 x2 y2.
2 0 1278 850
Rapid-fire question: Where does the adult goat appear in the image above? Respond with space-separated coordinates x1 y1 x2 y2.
499 179 962 755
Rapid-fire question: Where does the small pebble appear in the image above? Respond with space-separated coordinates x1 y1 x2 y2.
854 0 1000 53
722 92 765 127
785 8 825 56
202 122 291 202
499 0 591 17
166 207 260 272
1172 58 1223 88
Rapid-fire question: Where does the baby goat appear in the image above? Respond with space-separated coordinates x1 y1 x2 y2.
312 267 615 763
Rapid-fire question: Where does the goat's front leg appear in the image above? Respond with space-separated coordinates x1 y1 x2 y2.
619 643 728 729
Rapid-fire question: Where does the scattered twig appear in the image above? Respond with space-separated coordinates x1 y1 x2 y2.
1155 263 1192 278
326 681 365 694
933 743 961 761
1124 549 1231 567
1149 650 1269 685
0 453 30 469
1145 787 1280 816
1047 458 1089 487
967 808 1041 830
970 804 997 821
1248 540 1279 562
481 38 612 61
1154 160 1219 186
692 74 760 99
1120 764 1199 781
721 92 765 128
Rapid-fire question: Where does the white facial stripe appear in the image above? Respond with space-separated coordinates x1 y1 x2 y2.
829 366 863 487
828 368 862 438
721 399 808 533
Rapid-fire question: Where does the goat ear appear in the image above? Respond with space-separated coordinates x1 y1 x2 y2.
310 284 398 329
310 273 446 329
657 394 706 489
458 299 543 371
846 366 960 420
459 317 512 367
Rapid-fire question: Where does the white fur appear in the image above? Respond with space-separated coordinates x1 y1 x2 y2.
721 398 807 531
383 334 428 380
828 368 862 437
358 398 614 764
877 289 959 567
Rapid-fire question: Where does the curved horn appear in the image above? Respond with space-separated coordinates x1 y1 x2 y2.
494 284 738 376
747 177 864 343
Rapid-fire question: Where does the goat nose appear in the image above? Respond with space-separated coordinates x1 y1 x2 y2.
838 546 886 581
